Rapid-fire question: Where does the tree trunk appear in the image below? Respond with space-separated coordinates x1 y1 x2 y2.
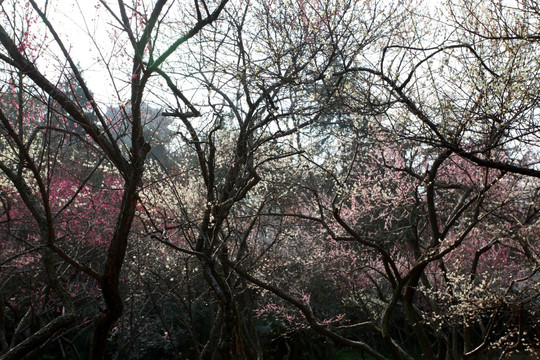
201 261 255 360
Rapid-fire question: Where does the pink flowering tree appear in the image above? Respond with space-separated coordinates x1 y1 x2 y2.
0 1 228 359
232 129 539 359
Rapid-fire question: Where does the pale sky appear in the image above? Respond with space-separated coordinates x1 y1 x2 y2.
44 1 130 104
35 0 442 106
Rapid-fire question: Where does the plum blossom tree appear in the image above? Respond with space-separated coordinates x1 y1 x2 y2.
130 0 408 358
0 0 539 359
193 0 540 358
0 0 228 359
231 128 539 359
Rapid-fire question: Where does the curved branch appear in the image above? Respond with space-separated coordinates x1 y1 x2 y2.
224 258 391 360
